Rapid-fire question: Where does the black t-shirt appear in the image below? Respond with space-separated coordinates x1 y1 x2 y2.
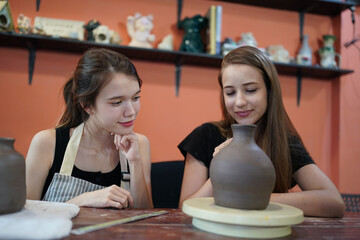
178 123 315 187
41 126 122 199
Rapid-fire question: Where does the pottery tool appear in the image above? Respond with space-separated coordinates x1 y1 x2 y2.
71 210 169 235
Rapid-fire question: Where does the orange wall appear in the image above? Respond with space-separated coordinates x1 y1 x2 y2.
0 0 359 193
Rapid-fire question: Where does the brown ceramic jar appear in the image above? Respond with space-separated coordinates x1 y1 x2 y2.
210 124 275 210
0 137 26 214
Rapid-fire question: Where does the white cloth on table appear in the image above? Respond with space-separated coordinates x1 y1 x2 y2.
0 199 79 239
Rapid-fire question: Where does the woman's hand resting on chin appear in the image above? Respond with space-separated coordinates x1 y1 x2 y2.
113 132 141 162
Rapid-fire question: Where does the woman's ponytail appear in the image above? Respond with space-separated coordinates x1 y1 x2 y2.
57 77 88 128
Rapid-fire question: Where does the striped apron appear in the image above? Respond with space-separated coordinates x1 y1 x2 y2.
43 123 130 202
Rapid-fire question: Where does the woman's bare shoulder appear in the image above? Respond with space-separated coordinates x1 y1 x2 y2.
134 133 151 164
135 132 150 146
28 129 56 157
33 129 55 144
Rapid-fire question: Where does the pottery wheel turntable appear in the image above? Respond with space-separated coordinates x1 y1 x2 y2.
182 197 304 238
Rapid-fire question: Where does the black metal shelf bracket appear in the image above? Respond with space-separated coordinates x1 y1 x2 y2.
175 0 183 96
296 3 316 106
299 11 305 40
297 11 305 106
296 70 302 106
177 0 183 28
26 41 36 85
175 59 183 97
36 0 41 11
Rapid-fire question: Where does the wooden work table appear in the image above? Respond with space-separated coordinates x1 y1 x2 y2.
64 207 360 239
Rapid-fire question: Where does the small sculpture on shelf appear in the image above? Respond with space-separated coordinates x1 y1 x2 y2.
222 33 261 56
157 34 173 50
319 34 340 68
127 13 155 48
84 19 101 41
237 32 258 47
33 17 85 40
221 38 238 55
296 34 312 66
266 45 291 63
0 0 15 32
178 14 208 53
109 30 121 45
92 25 121 44
16 13 32 34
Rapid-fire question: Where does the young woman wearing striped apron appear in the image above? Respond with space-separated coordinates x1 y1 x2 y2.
25 48 153 209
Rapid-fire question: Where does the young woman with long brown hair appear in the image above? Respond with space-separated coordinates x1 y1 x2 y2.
178 46 344 217
26 48 153 209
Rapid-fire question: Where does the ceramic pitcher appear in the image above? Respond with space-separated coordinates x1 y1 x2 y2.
319 35 341 68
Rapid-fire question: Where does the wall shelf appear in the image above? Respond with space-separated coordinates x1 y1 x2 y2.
0 31 353 79
216 0 358 16
1 0 357 104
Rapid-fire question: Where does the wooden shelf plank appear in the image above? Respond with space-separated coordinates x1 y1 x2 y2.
216 0 357 16
0 32 354 79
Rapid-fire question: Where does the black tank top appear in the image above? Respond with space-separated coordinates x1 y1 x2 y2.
41 126 122 199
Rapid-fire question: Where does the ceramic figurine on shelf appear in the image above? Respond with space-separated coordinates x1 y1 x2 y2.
16 13 31 34
92 25 121 45
110 31 121 45
33 17 85 40
266 45 291 63
127 13 155 48
0 0 15 32
157 34 173 50
237 32 258 47
178 14 208 53
93 25 111 44
84 19 101 41
221 38 237 55
319 34 340 68
296 34 312 66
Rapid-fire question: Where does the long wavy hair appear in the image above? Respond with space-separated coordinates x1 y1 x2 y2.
212 46 301 193
58 48 142 129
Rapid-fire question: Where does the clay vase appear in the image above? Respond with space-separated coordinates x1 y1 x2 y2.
296 34 312 66
210 124 275 210
0 137 26 214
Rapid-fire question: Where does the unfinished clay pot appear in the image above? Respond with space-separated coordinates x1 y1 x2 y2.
0 137 26 214
210 124 275 210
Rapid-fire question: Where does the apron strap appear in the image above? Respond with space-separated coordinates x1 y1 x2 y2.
59 122 131 190
119 151 130 191
59 123 84 176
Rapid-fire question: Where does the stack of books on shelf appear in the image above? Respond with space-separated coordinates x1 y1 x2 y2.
206 5 222 55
